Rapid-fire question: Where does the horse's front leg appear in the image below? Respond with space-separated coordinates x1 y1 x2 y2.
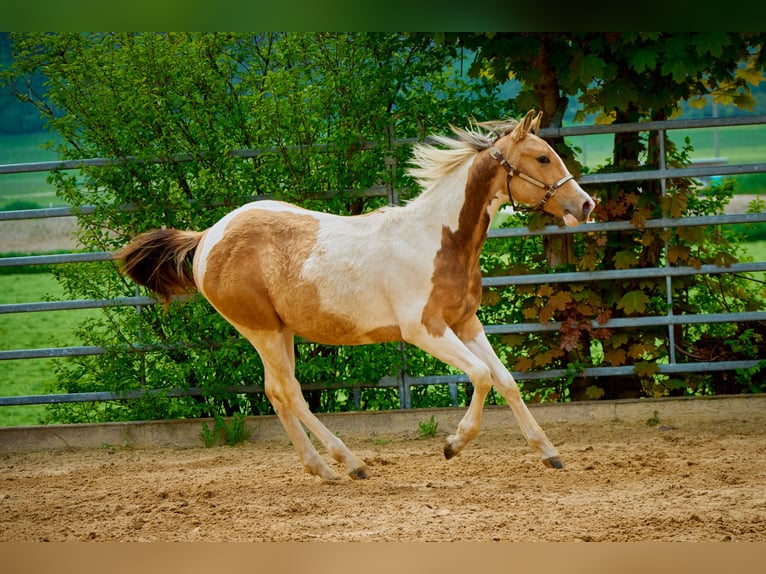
462 318 563 468
402 323 495 459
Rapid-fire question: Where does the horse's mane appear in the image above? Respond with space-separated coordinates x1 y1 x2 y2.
407 119 520 192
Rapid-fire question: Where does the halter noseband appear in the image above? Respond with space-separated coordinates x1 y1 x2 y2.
488 146 574 213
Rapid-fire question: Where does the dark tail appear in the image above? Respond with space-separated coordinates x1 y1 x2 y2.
114 228 204 305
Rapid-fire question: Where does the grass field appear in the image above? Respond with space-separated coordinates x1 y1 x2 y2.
570 124 766 194
571 123 766 167
0 132 63 208
0 272 99 426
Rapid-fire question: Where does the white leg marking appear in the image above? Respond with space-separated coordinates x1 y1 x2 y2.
402 325 494 457
243 327 369 480
463 328 561 464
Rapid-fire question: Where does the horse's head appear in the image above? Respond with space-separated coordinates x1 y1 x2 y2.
489 110 595 227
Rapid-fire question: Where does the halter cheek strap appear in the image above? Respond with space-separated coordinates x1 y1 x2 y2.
488 146 574 213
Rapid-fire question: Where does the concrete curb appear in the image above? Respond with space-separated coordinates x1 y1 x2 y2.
0 394 763 453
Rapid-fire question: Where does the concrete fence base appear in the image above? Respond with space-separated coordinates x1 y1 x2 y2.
0 394 763 454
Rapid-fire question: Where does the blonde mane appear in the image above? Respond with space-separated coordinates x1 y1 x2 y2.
407 119 520 192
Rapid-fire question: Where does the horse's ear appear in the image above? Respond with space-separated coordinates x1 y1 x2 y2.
530 111 543 135
511 109 536 141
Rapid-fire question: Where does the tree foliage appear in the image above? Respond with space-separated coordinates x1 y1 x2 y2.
2 32 507 422
446 32 766 399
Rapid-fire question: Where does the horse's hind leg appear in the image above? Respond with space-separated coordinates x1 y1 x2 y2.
244 327 369 480
264 371 342 481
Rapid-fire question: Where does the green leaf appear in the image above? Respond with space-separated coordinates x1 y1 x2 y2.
661 58 689 84
601 79 640 112
732 92 756 110
614 250 638 270
735 66 765 86
582 54 606 83
604 348 627 366
663 192 688 218
548 290 573 311
693 33 731 57
585 385 605 400
616 290 650 315
629 47 657 73
713 251 738 267
667 245 691 264
677 226 706 244
526 212 547 232
569 52 606 86
608 332 631 348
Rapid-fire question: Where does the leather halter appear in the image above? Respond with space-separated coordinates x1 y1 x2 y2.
488 146 574 213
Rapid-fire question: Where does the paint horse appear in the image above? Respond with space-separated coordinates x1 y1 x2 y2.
116 110 595 481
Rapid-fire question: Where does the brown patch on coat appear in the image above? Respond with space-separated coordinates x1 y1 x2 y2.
454 314 484 343
363 325 403 342
201 209 403 345
421 151 500 337
201 210 304 333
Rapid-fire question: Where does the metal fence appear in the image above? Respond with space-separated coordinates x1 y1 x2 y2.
2 115 766 410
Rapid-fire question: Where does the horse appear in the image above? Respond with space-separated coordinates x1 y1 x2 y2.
116 110 595 481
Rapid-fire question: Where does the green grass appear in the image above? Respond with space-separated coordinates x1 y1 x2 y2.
744 240 766 283
0 131 64 208
0 272 99 426
567 124 766 195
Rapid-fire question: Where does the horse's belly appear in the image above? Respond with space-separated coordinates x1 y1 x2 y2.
277 289 403 346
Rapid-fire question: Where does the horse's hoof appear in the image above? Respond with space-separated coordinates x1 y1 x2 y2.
443 443 457 460
543 456 564 469
349 466 370 480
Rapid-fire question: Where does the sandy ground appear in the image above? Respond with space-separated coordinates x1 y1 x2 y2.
1 413 764 542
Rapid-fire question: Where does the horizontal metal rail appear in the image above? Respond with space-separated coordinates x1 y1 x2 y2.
0 296 155 314
484 261 766 287
4 211 766 269
491 212 766 237
540 113 766 137
485 310 766 335
0 251 113 267
5 309 765 362
3 359 763 407
579 162 766 185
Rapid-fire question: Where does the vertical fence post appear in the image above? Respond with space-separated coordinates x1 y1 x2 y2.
658 128 677 365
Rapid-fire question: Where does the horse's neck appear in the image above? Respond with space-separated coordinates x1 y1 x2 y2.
406 155 502 259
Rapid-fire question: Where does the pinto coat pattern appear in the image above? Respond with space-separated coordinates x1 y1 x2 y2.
116 110 595 480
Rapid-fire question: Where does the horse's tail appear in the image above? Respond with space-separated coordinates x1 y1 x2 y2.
114 228 204 306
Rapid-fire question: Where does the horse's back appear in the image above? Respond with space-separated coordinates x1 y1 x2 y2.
193 200 409 345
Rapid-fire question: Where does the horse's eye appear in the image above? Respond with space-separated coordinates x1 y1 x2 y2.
537 155 550 164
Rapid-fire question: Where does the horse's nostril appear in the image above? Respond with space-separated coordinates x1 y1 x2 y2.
583 200 594 215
